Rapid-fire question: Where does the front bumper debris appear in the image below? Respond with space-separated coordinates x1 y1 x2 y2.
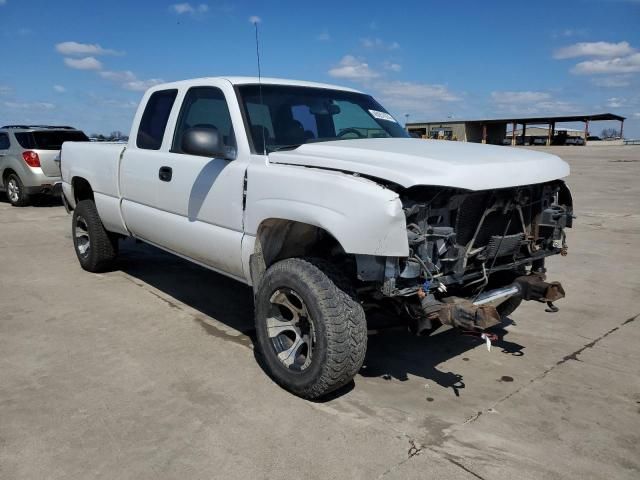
418 275 566 332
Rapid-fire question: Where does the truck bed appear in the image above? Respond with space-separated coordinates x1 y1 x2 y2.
61 142 126 200
61 142 128 235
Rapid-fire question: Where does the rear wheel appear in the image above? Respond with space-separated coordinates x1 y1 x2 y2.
5 173 30 207
72 200 118 272
255 258 367 399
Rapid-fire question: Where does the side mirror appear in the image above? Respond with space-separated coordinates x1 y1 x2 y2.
181 126 228 158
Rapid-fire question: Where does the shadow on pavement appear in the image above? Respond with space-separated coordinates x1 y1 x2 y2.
361 323 523 397
118 239 255 336
118 239 525 399
0 193 63 207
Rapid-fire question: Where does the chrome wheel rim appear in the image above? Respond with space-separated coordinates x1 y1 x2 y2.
267 288 315 372
7 178 20 203
74 215 91 258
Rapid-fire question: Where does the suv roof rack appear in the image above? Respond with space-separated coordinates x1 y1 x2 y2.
1 125 76 130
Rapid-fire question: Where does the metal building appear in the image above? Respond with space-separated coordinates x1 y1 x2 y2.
406 113 625 146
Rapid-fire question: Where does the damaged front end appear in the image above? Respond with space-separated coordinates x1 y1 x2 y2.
358 180 573 334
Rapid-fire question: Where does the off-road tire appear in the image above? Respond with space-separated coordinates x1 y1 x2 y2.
255 257 367 399
72 200 118 272
5 173 30 207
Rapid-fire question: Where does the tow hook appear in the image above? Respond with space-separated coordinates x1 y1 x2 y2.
514 275 565 304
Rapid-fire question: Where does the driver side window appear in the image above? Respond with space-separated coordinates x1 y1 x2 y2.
172 86 236 156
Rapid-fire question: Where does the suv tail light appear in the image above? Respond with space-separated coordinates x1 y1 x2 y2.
22 151 41 167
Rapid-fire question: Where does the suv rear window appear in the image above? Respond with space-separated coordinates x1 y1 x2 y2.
15 130 89 150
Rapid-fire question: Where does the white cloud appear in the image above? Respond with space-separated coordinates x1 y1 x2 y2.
4 101 55 110
592 75 632 87
0 1 6 5
383 61 402 72
55 41 121 56
316 30 330 41
556 28 587 38
491 91 579 115
100 99 139 109
122 78 164 92
633 112 640 118
491 91 552 103
376 81 460 109
606 97 625 108
171 3 208 14
249 15 261 24
328 55 379 81
63 56 103 70
0 85 11 95
99 70 137 82
554 41 635 59
360 37 399 50
571 53 640 74
98 69 163 92
53 85 66 93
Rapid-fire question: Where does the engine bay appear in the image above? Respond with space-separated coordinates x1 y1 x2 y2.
357 180 573 333
395 180 573 293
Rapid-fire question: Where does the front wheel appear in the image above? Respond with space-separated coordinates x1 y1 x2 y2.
254 258 367 399
72 200 118 272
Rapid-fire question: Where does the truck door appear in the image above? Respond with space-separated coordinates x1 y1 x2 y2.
120 84 248 280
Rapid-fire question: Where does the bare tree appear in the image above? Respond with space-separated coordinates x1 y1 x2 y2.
601 128 620 139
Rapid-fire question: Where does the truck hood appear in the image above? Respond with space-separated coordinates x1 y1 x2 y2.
268 138 570 190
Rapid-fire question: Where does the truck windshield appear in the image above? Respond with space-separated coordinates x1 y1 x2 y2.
237 84 408 153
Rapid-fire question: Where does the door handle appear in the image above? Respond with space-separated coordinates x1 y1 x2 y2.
159 166 172 182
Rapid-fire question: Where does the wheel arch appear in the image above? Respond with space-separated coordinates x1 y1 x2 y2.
2 167 17 183
248 218 349 290
71 176 94 203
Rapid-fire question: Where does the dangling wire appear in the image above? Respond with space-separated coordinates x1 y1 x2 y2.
472 187 522 302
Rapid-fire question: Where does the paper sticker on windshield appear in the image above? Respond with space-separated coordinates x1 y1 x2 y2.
369 110 397 122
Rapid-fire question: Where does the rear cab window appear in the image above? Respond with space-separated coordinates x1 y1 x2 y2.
137 89 178 150
14 130 89 150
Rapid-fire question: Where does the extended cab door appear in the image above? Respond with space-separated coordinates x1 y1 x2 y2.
120 82 249 280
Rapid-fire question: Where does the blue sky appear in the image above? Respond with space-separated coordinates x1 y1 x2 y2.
0 0 639 136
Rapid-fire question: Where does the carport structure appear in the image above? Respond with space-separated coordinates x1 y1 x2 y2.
488 113 626 146
406 113 626 145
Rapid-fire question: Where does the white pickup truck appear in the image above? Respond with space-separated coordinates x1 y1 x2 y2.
61 77 573 399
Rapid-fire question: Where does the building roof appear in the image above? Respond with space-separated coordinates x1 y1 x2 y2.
407 113 626 126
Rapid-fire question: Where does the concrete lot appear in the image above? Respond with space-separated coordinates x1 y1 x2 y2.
1 145 639 479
